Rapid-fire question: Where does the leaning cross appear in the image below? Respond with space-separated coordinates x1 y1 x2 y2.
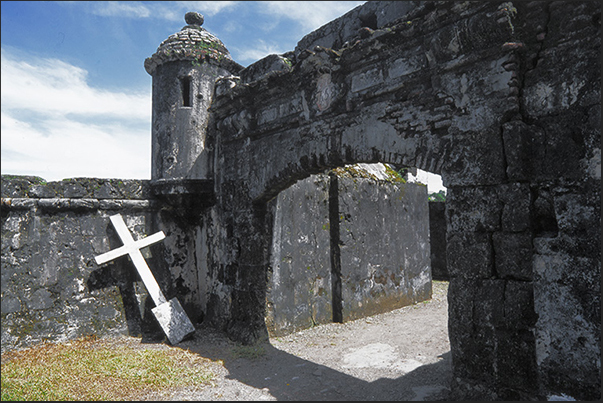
94 214 195 344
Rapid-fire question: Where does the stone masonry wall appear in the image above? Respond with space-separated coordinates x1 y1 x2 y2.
428 201 448 280
266 173 332 336
2 170 432 351
1 176 205 353
337 176 431 321
266 167 431 336
207 1 600 400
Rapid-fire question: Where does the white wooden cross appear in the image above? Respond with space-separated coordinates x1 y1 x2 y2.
95 214 167 306
94 214 195 344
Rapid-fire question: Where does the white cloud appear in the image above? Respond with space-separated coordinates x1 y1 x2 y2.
1 50 150 121
174 1 238 17
62 1 362 29
231 39 286 64
259 1 366 32
90 2 152 18
407 169 447 194
73 1 238 21
1 112 150 180
1 48 151 181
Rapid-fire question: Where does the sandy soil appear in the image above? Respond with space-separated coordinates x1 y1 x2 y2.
134 281 452 401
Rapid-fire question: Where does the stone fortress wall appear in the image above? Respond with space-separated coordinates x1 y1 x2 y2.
1 166 440 350
202 1 600 400
1 1 600 400
1 177 205 350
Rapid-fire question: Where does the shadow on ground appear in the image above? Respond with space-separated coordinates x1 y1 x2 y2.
167 325 452 401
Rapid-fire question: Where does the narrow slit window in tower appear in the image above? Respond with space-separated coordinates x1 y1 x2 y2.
181 77 192 107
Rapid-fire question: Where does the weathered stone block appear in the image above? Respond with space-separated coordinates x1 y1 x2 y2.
447 278 473 326
37 198 70 211
70 199 100 211
63 181 87 198
473 279 505 327
350 67 384 93
493 232 533 280
553 191 599 238
523 38 599 120
240 54 292 84
499 182 532 232
495 329 539 398
1 296 22 314
1 175 47 198
28 289 54 310
449 321 496 387
29 184 57 198
502 280 536 329
447 232 493 279
533 247 601 401
442 130 507 186
502 121 547 181
1 198 36 210
388 49 427 79
446 186 502 233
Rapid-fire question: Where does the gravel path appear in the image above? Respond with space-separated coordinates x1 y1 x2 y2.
144 281 451 401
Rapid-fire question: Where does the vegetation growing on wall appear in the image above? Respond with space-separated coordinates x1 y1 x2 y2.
330 163 407 183
191 40 227 67
428 190 446 202
1 175 47 185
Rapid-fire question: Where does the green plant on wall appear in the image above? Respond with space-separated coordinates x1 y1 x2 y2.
428 190 446 202
383 165 407 183
191 40 225 67
500 2 518 35
1 175 47 185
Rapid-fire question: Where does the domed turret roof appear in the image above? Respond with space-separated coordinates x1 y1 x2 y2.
144 12 242 75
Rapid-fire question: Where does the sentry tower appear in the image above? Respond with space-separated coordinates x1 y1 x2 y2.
145 12 242 181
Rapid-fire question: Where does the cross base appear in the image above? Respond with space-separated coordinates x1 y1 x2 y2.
152 297 196 345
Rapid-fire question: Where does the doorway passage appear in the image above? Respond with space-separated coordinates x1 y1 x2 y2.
265 163 441 337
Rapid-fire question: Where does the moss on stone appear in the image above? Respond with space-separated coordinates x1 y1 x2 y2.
1 175 47 185
383 164 407 183
330 163 407 184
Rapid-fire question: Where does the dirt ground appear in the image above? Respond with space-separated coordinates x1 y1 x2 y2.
134 281 452 401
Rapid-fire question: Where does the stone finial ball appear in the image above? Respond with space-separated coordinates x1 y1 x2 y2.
185 12 204 26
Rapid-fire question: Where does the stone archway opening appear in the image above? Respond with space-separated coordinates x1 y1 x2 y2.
263 162 448 340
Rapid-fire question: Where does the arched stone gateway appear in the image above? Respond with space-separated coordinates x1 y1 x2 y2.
201 1 600 400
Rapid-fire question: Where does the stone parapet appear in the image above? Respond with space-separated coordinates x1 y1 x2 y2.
1 176 152 199
1 198 158 212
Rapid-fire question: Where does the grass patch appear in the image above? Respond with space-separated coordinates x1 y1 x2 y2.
1 335 214 401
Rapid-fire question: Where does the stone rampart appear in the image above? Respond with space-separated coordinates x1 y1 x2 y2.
1 176 205 352
1 168 436 352
1 1 600 400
